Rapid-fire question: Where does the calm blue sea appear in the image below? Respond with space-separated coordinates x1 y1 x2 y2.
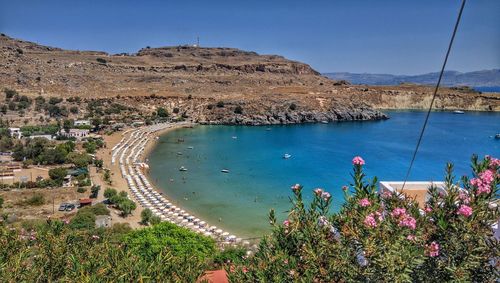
474 86 500 93
148 111 500 237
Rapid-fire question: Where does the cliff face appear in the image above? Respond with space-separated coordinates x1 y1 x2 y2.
0 34 497 126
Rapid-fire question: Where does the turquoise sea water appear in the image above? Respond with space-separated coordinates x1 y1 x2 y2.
148 111 500 237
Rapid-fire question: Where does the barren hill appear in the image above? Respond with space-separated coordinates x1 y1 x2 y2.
0 34 498 125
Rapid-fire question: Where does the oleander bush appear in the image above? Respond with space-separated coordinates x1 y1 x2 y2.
228 155 499 282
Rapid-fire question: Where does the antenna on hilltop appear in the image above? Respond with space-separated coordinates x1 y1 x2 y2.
197 36 200 47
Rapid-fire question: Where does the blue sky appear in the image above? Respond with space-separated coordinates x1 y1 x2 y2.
0 0 498 74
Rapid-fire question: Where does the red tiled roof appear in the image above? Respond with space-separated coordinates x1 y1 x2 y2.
197 269 229 283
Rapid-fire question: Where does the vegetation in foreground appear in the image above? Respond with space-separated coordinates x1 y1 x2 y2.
228 155 499 282
0 155 498 282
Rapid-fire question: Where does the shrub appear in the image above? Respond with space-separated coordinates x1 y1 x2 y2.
216 101 224 108
173 107 180 114
228 155 499 282
4 88 17 99
76 187 86 193
103 188 117 199
289 103 297 110
150 215 161 225
157 107 169 118
90 185 100 198
96 57 107 64
79 203 110 216
0 196 3 208
22 193 45 206
48 167 67 185
0 221 209 281
123 222 216 260
234 105 243 114
140 208 153 225
212 247 247 267
69 211 96 230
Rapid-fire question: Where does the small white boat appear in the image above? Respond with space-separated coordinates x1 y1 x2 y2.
221 169 230 173
177 152 183 155
321 121 329 124
179 166 188 171
453 110 465 114
187 146 194 149
232 136 237 139
283 153 292 159
495 134 500 139
266 128 272 131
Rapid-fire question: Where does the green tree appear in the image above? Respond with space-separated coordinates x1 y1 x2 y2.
157 107 169 118
69 211 96 230
117 199 136 217
0 196 4 208
140 208 153 225
48 167 68 185
103 188 117 199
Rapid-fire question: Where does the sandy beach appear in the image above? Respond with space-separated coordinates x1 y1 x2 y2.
94 123 194 229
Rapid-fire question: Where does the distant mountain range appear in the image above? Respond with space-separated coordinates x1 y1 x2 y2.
324 69 500 87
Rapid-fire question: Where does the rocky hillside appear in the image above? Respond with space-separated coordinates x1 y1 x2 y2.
0 34 498 125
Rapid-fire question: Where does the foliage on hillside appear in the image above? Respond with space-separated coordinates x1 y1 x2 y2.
228 155 499 282
0 220 213 282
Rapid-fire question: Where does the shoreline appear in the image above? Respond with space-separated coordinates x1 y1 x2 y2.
98 122 248 246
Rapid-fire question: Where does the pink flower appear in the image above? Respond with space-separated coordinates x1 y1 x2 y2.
374 211 384 222
458 191 470 204
489 157 500 169
425 241 440 257
352 156 365 166
91 235 100 240
398 215 416 230
381 190 392 198
313 188 324 196
283 220 290 227
424 206 432 214
291 184 301 192
391 208 407 218
457 204 473 217
363 213 377 228
406 234 416 241
479 170 495 184
63 219 70 225
321 191 331 201
359 198 371 207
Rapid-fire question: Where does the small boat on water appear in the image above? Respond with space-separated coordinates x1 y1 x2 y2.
177 152 183 155
177 138 185 142
187 146 194 149
179 166 188 171
321 121 329 124
232 136 237 139
453 110 465 114
283 153 292 159
495 134 500 139
266 128 272 131
221 169 230 173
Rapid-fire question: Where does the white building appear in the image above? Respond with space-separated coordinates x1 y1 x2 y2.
59 129 89 139
74 120 91 126
8 128 22 139
28 134 53 141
